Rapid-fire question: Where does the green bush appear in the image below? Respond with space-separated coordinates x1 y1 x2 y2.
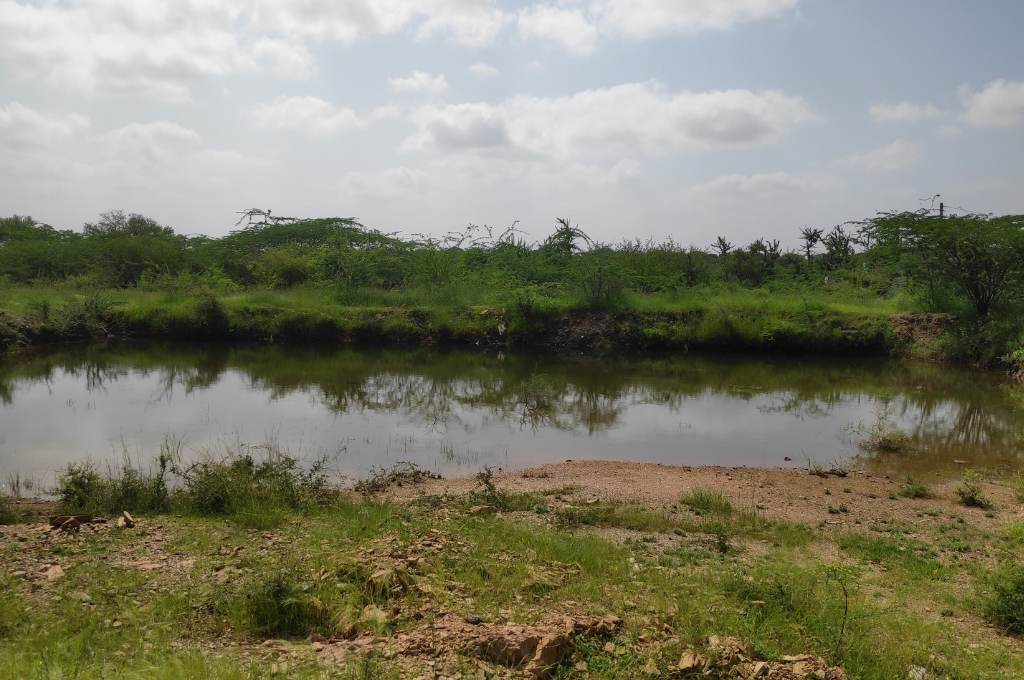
897 477 929 499
0 497 18 525
985 563 1024 634
177 451 330 522
956 470 993 509
249 247 315 289
680 487 734 516
574 259 627 311
236 573 330 638
55 457 171 515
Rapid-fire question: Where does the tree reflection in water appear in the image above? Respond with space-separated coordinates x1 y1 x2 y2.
1 341 1021 477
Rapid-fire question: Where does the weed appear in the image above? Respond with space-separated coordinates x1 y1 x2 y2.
956 470 993 509
354 462 440 494
236 573 330 638
680 488 733 516
985 563 1024 634
898 477 930 499
0 497 17 525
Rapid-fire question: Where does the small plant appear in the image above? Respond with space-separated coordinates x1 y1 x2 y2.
354 462 440 494
807 459 850 478
898 477 930 499
957 470 993 509
680 487 733 516
1011 472 1024 504
985 563 1024 634
0 497 17 525
859 427 913 453
239 573 329 638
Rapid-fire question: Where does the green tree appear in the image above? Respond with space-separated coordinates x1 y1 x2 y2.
864 211 1024 317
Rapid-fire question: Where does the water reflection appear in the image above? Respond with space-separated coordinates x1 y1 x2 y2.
0 342 1021 481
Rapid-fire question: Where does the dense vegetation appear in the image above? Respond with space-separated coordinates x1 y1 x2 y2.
1 208 1022 364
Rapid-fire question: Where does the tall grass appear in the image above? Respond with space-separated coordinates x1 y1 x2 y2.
53 441 333 529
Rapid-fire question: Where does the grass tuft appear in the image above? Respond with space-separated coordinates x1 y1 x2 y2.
680 487 734 516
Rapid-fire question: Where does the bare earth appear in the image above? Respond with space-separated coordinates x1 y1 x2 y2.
390 460 1022 533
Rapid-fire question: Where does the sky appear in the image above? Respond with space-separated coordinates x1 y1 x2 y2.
1 0 1023 246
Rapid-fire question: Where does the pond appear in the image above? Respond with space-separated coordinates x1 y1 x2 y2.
1 342 1021 485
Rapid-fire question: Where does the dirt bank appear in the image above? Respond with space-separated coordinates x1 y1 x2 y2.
390 460 1021 534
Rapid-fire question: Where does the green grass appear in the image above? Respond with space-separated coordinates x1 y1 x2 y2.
1 282 910 356
1 486 1021 679
680 487 734 516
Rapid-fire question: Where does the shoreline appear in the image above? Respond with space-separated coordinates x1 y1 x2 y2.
3 301 941 358
386 459 1021 532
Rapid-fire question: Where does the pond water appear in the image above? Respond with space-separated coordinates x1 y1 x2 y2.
1 342 1021 485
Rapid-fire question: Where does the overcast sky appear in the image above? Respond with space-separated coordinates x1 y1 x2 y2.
1 0 1023 245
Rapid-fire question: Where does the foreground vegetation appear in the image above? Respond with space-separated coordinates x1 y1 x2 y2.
1 208 1022 364
2 453 1024 678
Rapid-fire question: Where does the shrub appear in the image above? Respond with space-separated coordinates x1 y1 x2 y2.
249 247 315 289
54 292 113 337
55 456 171 515
55 462 105 514
575 261 627 311
238 573 330 638
985 564 1024 634
680 487 733 516
0 497 17 525
860 427 913 453
177 450 330 522
957 470 993 509
897 477 930 499
193 291 230 336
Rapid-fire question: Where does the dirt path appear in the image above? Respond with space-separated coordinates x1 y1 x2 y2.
390 460 1022 533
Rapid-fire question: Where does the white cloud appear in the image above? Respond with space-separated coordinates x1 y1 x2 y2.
689 172 816 200
102 121 204 165
592 0 799 39
0 101 89 149
936 124 961 139
960 79 1024 128
517 5 598 55
517 0 799 52
253 37 314 79
404 83 814 160
468 62 500 79
389 71 450 96
840 140 920 173
0 1 253 101
340 166 432 197
248 0 508 47
869 101 942 124
251 96 363 135
0 1 508 101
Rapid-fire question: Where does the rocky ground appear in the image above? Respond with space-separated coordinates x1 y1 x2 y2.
1 462 1023 679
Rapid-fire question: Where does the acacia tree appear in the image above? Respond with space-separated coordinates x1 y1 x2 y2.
711 236 733 257
800 227 823 261
863 211 1024 317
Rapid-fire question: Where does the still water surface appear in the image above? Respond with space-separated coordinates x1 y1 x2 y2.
1 342 1021 483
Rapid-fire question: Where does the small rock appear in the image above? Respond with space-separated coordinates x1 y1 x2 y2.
908 666 927 680
42 564 64 580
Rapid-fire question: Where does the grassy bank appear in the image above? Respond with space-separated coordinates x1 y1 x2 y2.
1 455 1023 679
0 284 912 356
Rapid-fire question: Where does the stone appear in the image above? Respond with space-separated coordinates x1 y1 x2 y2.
42 564 64 580
525 634 574 679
